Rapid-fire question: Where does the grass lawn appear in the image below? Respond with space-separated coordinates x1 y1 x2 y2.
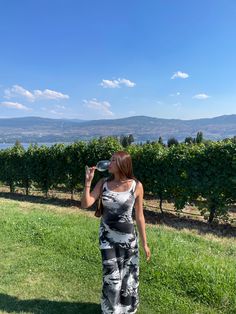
0 197 236 314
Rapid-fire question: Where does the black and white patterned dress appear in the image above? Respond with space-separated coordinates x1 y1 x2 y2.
99 179 139 314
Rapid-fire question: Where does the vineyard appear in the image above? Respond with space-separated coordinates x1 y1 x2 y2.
0 137 235 223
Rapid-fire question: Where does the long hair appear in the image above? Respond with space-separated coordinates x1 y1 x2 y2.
111 151 135 179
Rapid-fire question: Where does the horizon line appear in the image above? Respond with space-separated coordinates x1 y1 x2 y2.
0 113 235 122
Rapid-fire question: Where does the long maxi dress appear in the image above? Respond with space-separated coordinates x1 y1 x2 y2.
99 179 139 314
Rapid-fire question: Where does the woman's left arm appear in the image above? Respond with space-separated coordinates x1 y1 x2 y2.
135 181 151 261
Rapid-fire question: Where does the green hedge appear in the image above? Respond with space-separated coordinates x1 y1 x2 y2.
0 139 235 223
128 141 236 222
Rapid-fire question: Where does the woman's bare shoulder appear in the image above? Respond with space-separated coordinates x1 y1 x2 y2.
135 180 143 191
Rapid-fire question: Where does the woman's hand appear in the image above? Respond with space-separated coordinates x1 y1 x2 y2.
143 244 151 261
85 166 96 184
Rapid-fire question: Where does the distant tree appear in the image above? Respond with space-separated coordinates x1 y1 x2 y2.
158 136 164 146
120 134 134 147
167 137 179 147
128 134 134 145
184 136 194 144
196 131 203 144
120 135 128 147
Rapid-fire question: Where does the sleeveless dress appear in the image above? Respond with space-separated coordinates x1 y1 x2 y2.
99 179 139 314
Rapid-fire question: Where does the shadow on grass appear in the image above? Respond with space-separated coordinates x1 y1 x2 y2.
144 208 236 239
0 293 101 314
0 190 81 208
0 190 100 216
0 190 236 239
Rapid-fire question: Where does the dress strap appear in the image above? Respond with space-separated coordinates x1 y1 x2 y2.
104 180 108 189
131 179 137 192
101 178 108 192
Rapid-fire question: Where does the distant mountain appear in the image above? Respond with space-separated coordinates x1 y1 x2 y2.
0 115 235 143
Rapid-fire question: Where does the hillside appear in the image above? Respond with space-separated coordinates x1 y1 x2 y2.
0 114 235 143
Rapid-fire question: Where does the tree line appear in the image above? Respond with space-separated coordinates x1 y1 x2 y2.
0 136 235 223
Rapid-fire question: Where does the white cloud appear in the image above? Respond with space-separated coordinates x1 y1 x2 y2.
193 93 210 100
4 85 69 102
171 71 189 79
4 85 35 102
34 89 69 100
100 79 120 88
118 78 136 87
100 78 136 88
0 101 30 110
83 98 114 116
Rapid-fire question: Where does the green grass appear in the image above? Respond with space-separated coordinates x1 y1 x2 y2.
0 198 236 314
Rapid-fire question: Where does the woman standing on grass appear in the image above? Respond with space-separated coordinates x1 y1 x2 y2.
81 151 151 314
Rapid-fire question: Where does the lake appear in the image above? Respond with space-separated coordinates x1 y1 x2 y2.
0 142 72 150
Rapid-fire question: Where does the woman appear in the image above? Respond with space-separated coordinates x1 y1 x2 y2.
81 151 151 314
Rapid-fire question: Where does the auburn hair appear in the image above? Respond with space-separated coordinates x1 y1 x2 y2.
111 151 135 179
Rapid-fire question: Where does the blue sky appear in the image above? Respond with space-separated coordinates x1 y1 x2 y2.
0 0 236 120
